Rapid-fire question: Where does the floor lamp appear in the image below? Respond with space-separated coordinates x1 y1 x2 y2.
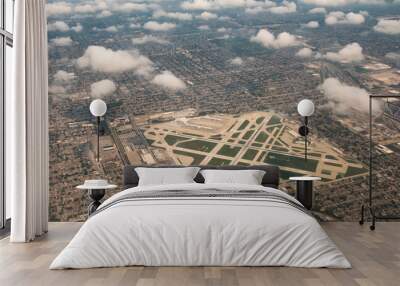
89 99 107 162
297 99 315 161
359 95 400 230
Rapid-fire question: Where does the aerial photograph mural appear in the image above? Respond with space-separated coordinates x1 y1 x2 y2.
46 0 400 221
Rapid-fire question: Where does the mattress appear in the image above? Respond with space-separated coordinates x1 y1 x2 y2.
50 183 351 269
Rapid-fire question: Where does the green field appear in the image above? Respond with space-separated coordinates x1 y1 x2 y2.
208 157 231 166
238 120 249 131
264 152 318 172
165 135 187 146
255 131 268 143
242 149 258 161
177 140 217 153
217 145 241 157
173 150 205 165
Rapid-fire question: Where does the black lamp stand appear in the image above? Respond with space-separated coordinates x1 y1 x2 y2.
96 116 100 162
359 95 400 230
299 116 310 161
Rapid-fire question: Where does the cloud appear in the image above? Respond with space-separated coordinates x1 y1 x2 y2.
325 11 365 25
268 1 297 14
305 21 319 28
308 7 327 14
320 78 381 114
48 21 69 32
152 71 187 91
46 2 72 16
197 11 218 20
153 10 193 21
91 79 117 98
76 45 154 76
250 29 301 49
229 57 244 65
75 4 97 14
324 43 364 63
182 0 277 11
112 2 149 13
98 10 113 18
198 25 210 30
48 85 66 94
144 21 177 31
296 47 314 58
301 0 390 6
132 35 170 45
51 37 73 46
130 23 141 29
71 23 83 32
54 70 76 82
373 19 400 35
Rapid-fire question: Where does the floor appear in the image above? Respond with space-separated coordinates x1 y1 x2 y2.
0 222 399 286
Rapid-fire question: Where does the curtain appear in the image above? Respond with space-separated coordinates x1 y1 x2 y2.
7 0 49 242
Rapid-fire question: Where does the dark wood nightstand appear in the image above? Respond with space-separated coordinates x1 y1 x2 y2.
289 177 321 210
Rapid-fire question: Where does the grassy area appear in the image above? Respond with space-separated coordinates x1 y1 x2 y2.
264 152 318 172
267 115 281 125
217 145 241 157
165 135 188 146
146 139 155 146
326 155 337 160
242 149 258 161
173 150 205 165
256 116 265 124
242 130 254 140
177 140 217 153
238 120 249 131
255 131 268 143
344 166 368 177
208 157 231 166
252 143 263 148
280 169 304 180
237 162 250 166
231 132 241 138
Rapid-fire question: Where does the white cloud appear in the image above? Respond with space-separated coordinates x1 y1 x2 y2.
197 11 218 20
250 29 301 49
46 2 72 17
153 10 193 21
105 26 118 32
324 43 365 63
71 23 83 32
181 0 215 10
320 78 381 114
48 85 66 94
182 0 277 11
308 7 327 14
229 57 244 65
98 10 113 18
76 46 154 76
54 70 76 82
152 71 187 91
132 35 170 45
112 2 149 13
373 19 400 35
130 23 141 29
305 21 319 28
301 0 389 6
75 4 97 14
51 37 73 46
144 21 176 31
91 79 117 98
296 47 313 58
48 21 69 32
325 11 365 25
198 25 210 30
268 1 297 14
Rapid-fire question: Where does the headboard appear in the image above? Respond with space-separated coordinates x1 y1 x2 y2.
123 165 280 189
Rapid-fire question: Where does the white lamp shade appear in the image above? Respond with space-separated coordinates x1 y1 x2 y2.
297 99 315 117
90 99 107 117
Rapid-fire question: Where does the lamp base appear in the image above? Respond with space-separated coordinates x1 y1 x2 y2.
298 125 309 136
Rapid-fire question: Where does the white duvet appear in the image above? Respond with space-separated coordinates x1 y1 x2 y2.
50 183 351 269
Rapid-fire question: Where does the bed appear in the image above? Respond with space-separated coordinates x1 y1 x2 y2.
50 165 351 269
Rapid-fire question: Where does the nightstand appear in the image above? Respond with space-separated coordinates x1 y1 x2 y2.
289 177 321 210
77 180 117 215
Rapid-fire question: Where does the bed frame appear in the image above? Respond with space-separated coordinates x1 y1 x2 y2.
123 165 280 189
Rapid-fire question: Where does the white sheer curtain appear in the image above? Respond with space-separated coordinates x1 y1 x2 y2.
7 0 49 242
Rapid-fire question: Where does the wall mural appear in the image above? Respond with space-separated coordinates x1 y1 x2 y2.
47 0 400 222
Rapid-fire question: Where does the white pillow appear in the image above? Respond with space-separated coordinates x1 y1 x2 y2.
135 167 200 186
200 169 266 185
